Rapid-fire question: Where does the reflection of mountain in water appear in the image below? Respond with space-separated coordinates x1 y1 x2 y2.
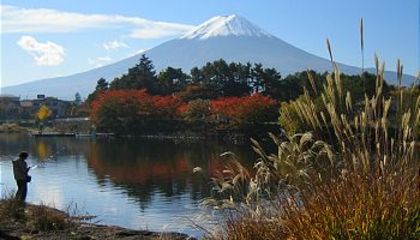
84 139 255 208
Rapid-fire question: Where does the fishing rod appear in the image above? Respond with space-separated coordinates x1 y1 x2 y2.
0 147 65 187
30 146 66 170
0 146 66 170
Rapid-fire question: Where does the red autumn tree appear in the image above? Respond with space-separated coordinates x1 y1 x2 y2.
90 90 183 133
210 94 278 127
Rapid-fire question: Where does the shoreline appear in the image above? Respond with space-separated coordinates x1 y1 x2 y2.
0 202 196 240
0 130 253 145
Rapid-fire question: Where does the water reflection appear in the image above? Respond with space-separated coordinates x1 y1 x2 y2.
0 134 255 236
85 138 254 209
0 134 90 160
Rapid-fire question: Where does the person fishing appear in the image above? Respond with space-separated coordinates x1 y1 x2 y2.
12 151 31 202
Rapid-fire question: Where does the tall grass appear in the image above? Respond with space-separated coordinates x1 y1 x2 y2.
0 192 89 233
0 191 26 222
206 33 420 239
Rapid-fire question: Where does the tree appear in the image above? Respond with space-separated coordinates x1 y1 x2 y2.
182 99 211 121
36 105 52 132
176 83 214 101
87 78 109 102
110 54 158 93
36 105 51 121
74 92 82 105
157 67 189 95
223 63 252 96
211 94 278 128
189 60 251 98
96 78 109 91
90 90 183 134
261 68 282 97
250 63 265 93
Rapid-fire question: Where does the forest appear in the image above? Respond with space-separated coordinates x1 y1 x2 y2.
88 54 415 135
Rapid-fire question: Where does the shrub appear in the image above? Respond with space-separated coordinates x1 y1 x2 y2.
210 94 278 128
182 99 211 121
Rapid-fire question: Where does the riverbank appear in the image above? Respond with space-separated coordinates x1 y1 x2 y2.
0 123 29 133
0 200 195 240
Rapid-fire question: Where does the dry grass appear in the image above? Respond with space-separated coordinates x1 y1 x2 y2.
205 31 420 239
0 192 82 232
0 192 26 223
27 203 71 231
0 123 28 133
219 166 419 239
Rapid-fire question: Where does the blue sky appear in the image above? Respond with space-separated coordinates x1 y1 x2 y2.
1 0 418 87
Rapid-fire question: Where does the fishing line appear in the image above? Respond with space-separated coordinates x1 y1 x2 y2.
31 146 66 169
0 146 66 170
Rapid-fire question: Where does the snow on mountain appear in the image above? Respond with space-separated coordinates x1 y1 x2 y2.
180 14 273 39
2 15 415 100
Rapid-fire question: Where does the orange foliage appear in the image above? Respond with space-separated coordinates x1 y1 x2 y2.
90 90 183 123
90 90 278 132
210 93 278 124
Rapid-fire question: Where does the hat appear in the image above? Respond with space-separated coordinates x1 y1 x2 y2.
19 151 29 159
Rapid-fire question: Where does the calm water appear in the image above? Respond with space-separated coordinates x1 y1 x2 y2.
0 134 255 237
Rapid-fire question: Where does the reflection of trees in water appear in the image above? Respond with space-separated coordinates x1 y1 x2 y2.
0 134 256 210
85 139 255 208
35 141 52 160
0 134 90 160
0 134 31 157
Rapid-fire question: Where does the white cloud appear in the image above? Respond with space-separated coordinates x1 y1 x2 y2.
88 56 112 68
127 48 147 57
103 40 128 50
1 5 194 39
17 36 65 66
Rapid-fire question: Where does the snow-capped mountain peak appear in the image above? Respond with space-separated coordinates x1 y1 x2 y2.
2 14 413 99
180 14 273 40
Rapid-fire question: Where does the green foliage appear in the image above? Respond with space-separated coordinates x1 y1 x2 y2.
278 96 306 134
157 67 189 95
182 99 211 121
190 59 252 98
87 78 109 103
110 54 159 94
279 71 394 137
74 92 82 105
176 83 214 101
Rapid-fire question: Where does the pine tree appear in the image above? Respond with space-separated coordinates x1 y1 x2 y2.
157 67 189 95
74 92 82 105
112 54 158 93
87 78 109 102
96 78 109 91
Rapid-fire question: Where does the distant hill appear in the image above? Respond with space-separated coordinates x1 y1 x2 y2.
2 14 415 100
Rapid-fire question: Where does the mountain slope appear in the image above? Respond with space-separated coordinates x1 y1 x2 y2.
2 15 415 100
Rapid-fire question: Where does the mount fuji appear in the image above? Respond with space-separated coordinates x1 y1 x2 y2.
2 15 415 99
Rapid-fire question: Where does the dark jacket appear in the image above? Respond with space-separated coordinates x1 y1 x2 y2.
12 158 29 181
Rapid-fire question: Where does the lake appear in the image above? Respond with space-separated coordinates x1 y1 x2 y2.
0 134 256 238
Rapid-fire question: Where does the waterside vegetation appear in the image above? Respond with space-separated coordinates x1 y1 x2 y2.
203 48 419 239
86 53 414 139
